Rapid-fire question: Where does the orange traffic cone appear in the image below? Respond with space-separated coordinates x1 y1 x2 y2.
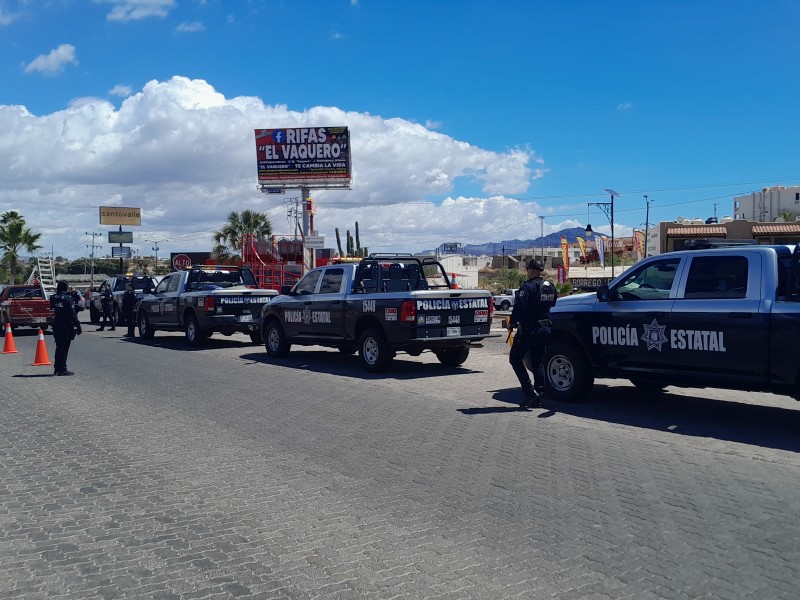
32 328 52 366
2 322 18 354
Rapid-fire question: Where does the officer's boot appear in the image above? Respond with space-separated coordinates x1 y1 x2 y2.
522 385 541 408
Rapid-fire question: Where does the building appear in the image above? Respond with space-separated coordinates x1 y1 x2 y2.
734 186 800 222
659 218 800 253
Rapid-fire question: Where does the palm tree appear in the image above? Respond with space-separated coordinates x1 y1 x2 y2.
0 211 42 284
212 209 273 262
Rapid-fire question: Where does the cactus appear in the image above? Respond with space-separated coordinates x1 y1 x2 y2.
335 228 343 256
355 221 362 257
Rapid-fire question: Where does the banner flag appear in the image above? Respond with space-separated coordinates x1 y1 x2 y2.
597 235 607 269
634 230 645 260
576 236 587 260
560 235 570 269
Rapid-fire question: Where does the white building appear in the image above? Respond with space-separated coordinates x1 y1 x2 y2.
734 186 800 222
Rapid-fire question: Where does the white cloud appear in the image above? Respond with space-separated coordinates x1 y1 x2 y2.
24 44 78 75
176 21 205 33
109 84 133 97
98 0 176 22
0 5 22 26
617 102 633 111
0 76 548 258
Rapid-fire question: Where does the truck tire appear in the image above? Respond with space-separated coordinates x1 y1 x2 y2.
264 320 290 358
137 312 155 340
544 341 593 402
185 314 205 347
89 304 100 324
500 300 511 311
358 328 393 372
435 346 470 366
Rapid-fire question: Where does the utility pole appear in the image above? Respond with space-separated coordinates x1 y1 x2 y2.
86 232 102 287
540 217 545 264
643 195 653 259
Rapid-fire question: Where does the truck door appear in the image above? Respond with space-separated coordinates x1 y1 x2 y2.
149 274 180 327
671 253 767 383
588 256 681 374
313 267 347 340
281 269 322 339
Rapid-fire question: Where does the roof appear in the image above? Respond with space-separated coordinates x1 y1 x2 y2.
666 226 727 236
752 223 800 234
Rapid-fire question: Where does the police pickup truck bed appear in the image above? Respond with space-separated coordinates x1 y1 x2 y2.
260 254 495 372
544 244 800 402
135 265 278 345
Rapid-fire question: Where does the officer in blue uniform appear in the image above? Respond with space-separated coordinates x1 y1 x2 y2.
50 281 82 376
97 282 115 331
507 260 558 407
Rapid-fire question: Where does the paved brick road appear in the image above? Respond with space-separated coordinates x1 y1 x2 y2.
1 326 799 599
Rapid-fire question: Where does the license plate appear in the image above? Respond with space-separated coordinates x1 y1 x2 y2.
238 314 253 322
446 327 461 337
34 317 47 323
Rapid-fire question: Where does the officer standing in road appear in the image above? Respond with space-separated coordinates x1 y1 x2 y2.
121 281 136 337
507 259 558 408
50 280 82 376
97 282 115 331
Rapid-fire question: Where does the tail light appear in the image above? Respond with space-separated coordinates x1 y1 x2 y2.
204 296 215 313
488 300 494 318
400 300 416 322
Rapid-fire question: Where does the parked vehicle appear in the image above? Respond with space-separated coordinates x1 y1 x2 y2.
261 254 495 372
0 284 55 330
493 288 518 311
136 265 278 345
544 244 800 402
89 275 159 325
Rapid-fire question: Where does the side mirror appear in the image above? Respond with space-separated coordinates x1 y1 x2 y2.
280 285 293 295
596 285 610 302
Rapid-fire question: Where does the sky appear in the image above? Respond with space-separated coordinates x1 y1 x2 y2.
2 0 800 261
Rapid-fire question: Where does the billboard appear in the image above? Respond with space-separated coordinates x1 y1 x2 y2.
170 252 212 270
100 206 141 226
109 231 133 243
255 127 351 187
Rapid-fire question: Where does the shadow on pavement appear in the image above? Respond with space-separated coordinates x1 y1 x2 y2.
547 384 800 453
240 349 479 381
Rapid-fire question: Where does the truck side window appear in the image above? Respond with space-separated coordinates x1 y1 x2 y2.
684 256 748 299
614 258 680 300
295 270 321 295
319 269 344 294
167 276 181 293
155 276 171 294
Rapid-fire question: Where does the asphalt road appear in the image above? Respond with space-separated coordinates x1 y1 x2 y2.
2 320 799 599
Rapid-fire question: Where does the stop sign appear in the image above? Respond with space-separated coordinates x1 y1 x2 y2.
173 254 192 270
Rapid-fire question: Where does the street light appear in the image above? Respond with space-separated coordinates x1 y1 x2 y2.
586 188 620 277
146 239 166 275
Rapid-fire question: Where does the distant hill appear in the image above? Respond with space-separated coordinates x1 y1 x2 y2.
425 227 589 256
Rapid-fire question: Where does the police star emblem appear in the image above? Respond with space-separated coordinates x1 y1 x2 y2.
302 307 312 325
641 318 668 351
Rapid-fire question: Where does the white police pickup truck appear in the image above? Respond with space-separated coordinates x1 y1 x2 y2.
136 265 277 345
260 254 495 372
544 244 800 402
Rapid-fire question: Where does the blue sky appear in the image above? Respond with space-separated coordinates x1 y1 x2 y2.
2 0 799 260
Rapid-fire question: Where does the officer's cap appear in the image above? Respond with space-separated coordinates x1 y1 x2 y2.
526 260 545 271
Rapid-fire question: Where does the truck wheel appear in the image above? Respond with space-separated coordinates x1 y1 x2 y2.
435 346 470 366
185 314 205 346
544 342 593 402
500 300 510 311
358 328 393 372
89 304 100 324
264 321 290 358
629 379 668 392
249 329 262 345
138 312 155 340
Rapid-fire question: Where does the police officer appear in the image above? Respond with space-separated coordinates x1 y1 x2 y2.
97 282 115 331
50 281 82 376
121 281 136 337
507 259 557 407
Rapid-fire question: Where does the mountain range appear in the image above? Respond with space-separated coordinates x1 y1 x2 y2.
427 227 591 256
